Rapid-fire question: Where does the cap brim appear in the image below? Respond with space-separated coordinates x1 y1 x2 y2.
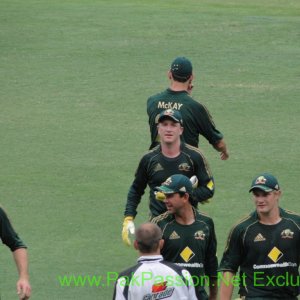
249 185 273 193
158 116 181 124
155 186 176 194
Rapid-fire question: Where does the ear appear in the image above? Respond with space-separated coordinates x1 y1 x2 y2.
133 240 139 250
159 239 164 250
183 193 190 203
188 74 194 82
275 190 282 200
168 70 172 80
179 126 184 135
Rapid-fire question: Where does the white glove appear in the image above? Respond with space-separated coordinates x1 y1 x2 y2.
190 175 198 189
122 216 135 246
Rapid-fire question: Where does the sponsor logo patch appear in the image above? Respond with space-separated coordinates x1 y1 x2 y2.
169 231 180 240
153 163 164 172
180 246 195 262
268 247 283 263
254 233 266 242
143 281 175 300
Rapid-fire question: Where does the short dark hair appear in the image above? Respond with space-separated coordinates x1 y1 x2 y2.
135 223 162 253
171 73 192 83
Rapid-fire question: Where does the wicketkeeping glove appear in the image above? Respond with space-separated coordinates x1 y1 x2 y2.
155 191 166 201
122 216 135 246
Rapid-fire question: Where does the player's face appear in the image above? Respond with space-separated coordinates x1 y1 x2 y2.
252 189 280 215
158 120 183 144
163 193 186 213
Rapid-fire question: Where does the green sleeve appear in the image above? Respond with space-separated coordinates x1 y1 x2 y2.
192 101 223 145
191 149 215 203
124 156 149 218
218 225 243 273
147 96 160 149
204 218 218 277
0 207 27 251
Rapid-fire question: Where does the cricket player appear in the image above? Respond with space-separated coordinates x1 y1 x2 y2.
122 109 214 246
219 173 300 300
0 206 31 299
147 56 229 160
152 174 218 300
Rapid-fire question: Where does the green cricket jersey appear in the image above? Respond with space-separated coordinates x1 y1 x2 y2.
147 89 223 149
0 207 27 251
124 143 214 218
152 208 218 298
219 208 300 299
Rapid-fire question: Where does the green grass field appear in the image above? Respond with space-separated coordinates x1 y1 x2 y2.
0 0 299 299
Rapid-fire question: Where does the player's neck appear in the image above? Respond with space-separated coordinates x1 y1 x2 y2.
161 141 181 158
175 205 195 225
258 207 281 225
170 81 188 92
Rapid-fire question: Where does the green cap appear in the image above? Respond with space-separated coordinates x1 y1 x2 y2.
156 174 192 195
170 57 193 81
158 109 183 125
249 173 280 193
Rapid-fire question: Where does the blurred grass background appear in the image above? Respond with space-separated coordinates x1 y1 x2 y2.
0 0 299 298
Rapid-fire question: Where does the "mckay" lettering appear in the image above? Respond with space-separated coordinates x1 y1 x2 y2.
157 101 183 110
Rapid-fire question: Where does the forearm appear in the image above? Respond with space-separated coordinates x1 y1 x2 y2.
192 179 214 204
124 184 144 217
213 139 229 160
219 271 235 300
213 138 227 151
13 248 29 279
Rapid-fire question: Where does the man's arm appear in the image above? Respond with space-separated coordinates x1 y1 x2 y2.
191 149 215 204
13 248 31 300
122 156 149 246
208 276 218 300
213 139 229 160
203 218 218 299
219 271 235 300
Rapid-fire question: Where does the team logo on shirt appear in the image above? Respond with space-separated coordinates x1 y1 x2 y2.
180 246 195 262
194 230 206 240
281 229 294 239
143 281 175 300
268 247 283 263
178 163 191 172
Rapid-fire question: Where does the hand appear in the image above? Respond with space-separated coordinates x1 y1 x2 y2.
190 175 198 189
220 150 229 160
122 216 135 246
17 278 31 300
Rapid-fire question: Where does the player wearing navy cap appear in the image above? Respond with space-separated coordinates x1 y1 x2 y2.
122 109 215 246
152 174 218 300
147 56 229 160
219 173 300 300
